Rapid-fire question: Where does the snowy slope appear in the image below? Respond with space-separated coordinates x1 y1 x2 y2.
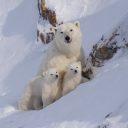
1 51 128 128
80 0 128 54
0 0 128 128
0 0 42 119
46 0 120 22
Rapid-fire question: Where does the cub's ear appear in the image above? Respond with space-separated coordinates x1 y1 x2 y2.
74 21 80 28
42 71 47 77
66 63 71 69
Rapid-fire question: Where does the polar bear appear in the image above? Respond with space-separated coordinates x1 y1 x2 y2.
37 21 86 76
18 68 61 111
41 69 62 108
62 61 82 96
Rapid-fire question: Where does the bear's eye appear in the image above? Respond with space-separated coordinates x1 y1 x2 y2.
76 67 78 68
70 29 73 32
60 31 63 34
50 74 53 76
70 69 73 70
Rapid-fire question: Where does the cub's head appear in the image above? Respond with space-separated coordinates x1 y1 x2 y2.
43 68 59 82
54 21 82 57
68 61 82 76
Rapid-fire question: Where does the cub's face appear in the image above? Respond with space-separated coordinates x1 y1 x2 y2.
43 68 59 82
68 61 82 76
54 22 82 56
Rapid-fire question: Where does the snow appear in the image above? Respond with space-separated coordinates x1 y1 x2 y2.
46 0 120 22
0 106 16 119
0 0 23 16
0 0 128 128
80 0 128 54
99 116 128 128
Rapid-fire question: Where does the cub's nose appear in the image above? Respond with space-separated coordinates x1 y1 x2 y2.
56 75 59 78
74 70 78 73
65 36 70 41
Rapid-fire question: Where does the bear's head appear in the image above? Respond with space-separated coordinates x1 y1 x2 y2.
54 21 82 57
43 68 59 83
67 61 82 76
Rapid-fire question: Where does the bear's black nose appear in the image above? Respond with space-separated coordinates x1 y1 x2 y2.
74 70 78 73
65 36 70 41
56 75 59 78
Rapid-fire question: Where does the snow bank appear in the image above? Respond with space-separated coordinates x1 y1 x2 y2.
46 0 120 22
0 0 128 128
0 0 23 16
80 0 128 54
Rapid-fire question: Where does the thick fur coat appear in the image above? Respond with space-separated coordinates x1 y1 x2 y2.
62 61 82 96
19 69 61 110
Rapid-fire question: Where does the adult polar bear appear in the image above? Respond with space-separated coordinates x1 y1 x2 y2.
37 21 86 77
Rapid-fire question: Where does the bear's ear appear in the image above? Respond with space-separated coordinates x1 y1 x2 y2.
78 61 81 65
74 21 80 28
50 27 57 34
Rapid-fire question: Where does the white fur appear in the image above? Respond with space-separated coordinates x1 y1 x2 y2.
41 69 62 108
62 61 82 96
19 68 61 111
37 21 86 76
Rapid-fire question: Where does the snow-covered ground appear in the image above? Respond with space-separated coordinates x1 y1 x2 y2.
0 0 128 128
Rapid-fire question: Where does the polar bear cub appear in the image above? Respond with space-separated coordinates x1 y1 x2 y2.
19 68 61 111
42 69 62 108
62 61 82 96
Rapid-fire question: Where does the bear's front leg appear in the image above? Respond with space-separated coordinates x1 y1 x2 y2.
33 96 43 110
18 85 35 111
62 73 76 96
62 84 75 96
42 88 53 108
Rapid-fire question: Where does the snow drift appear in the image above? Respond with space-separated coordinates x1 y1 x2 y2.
0 0 128 128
